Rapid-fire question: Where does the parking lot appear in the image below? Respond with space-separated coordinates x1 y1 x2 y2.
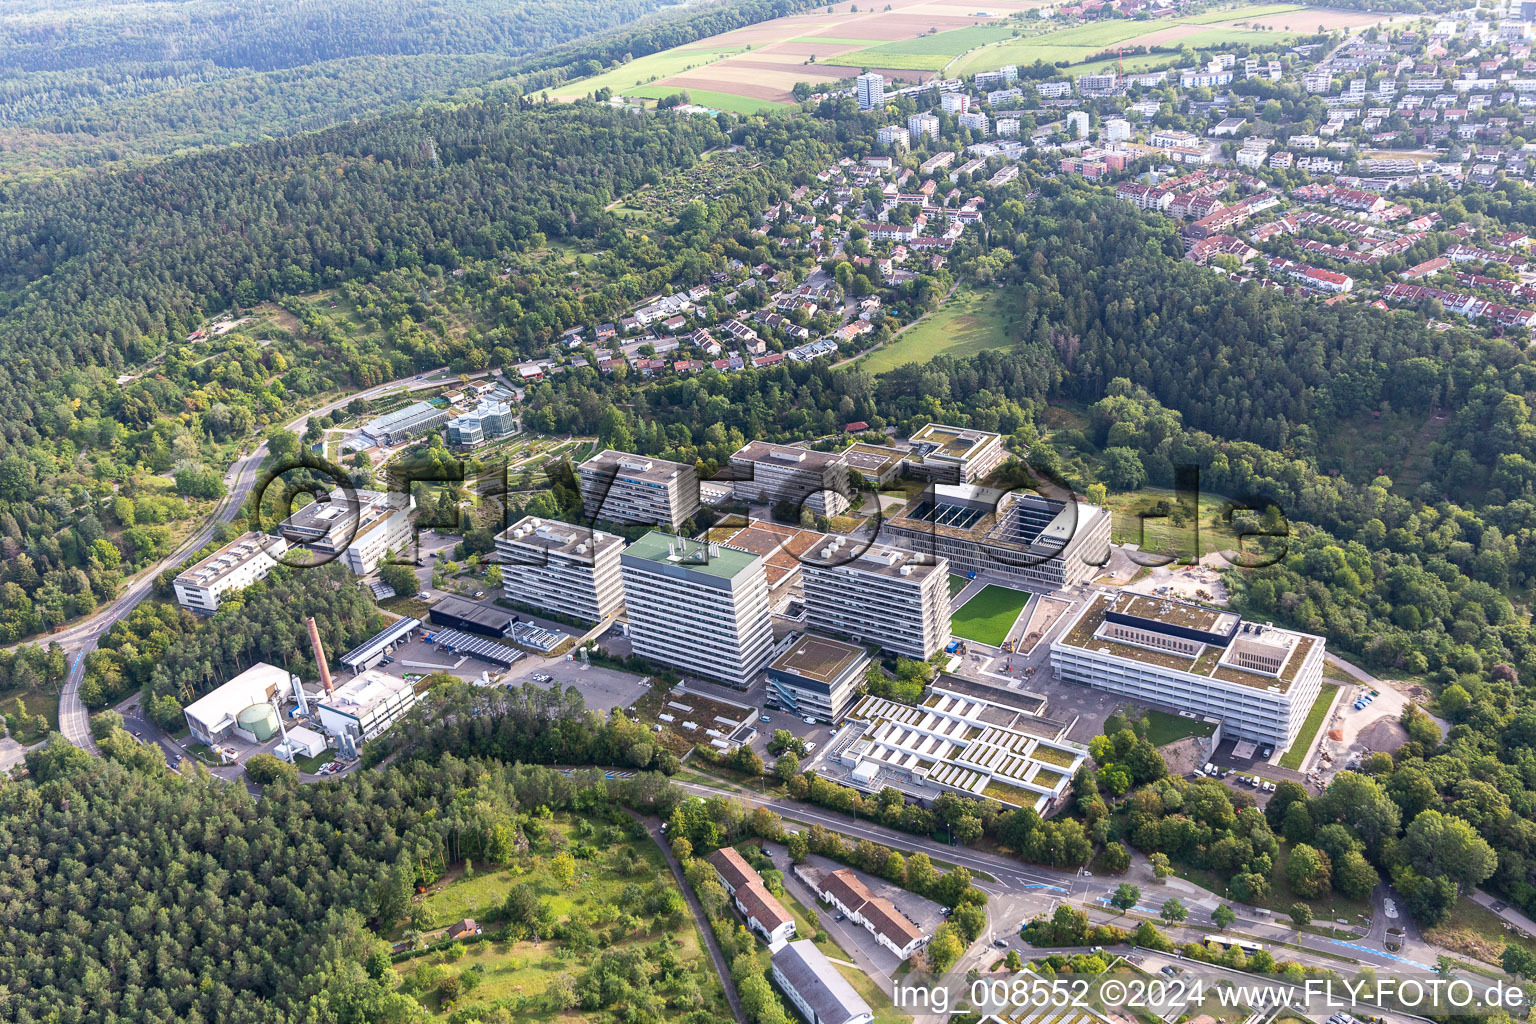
503 658 651 714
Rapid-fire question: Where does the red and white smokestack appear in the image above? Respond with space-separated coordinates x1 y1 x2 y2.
307 616 334 696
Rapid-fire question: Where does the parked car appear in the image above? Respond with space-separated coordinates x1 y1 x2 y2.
418 591 430 599
993 939 1008 948
759 715 771 723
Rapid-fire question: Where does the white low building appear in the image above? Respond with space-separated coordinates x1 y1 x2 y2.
173 532 288 613
317 671 421 747
771 941 873 1024
183 663 296 746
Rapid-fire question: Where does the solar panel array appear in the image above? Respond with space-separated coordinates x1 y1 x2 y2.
432 628 524 668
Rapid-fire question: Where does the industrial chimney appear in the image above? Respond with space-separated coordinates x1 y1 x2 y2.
307 616 334 696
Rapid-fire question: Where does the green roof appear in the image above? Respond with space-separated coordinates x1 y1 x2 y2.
622 530 762 580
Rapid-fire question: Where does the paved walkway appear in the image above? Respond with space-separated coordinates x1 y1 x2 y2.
1473 889 1536 938
631 812 746 1024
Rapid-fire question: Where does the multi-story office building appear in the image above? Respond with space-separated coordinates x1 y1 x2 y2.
360 400 450 446
907 113 940 141
902 423 1008 483
495 515 626 623
620 532 773 687
730 441 851 517
173 532 289 613
772 941 873 1024
577 449 700 531
277 489 414 575
1050 592 1327 748
883 484 1109 591
801 542 951 659
445 399 517 447
766 634 869 723
856 72 885 110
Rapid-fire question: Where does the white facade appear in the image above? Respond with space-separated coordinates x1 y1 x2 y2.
801 543 951 659
496 516 626 623
730 441 851 516
856 72 885 110
317 670 421 746
619 532 773 687
907 113 940 141
772 941 873 1024
876 125 910 150
1050 592 1327 748
184 663 295 746
1103 117 1132 142
578 449 700 530
173 532 288 613
1067 110 1090 139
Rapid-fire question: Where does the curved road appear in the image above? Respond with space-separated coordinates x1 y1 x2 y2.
52 366 467 753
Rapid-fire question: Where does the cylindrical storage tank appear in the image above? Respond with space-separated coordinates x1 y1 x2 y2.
237 703 279 743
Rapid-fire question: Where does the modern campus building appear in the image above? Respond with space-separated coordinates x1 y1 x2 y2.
360 400 450 446
428 596 514 638
801 540 951 659
495 515 626 624
183 663 297 746
729 441 851 517
883 484 1109 590
1050 591 1327 748
577 449 700 531
173 532 289 613
445 399 517 447
902 423 1008 484
824 683 1088 813
277 489 415 575
317 670 422 747
619 532 773 688
771 941 873 1024
766 634 869 724
812 867 929 960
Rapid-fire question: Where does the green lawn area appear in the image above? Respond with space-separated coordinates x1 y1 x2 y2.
1134 707 1218 746
1424 898 1536 966
627 85 792 113
1101 484 1240 563
550 46 750 99
833 51 952 70
948 573 970 598
791 35 884 45
1279 684 1338 770
780 890 910 1024
858 287 1012 374
951 585 1032 647
1175 3 1305 24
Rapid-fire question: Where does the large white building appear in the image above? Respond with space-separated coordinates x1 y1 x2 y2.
883 484 1109 591
1050 592 1327 748
730 441 851 517
495 516 626 623
907 113 940 141
317 670 421 747
876 125 911 150
183 663 296 746
772 941 873 1024
801 541 951 660
277 489 414 575
360 400 449 446
173 532 289 613
577 449 700 531
766 634 869 724
856 72 885 110
620 532 773 687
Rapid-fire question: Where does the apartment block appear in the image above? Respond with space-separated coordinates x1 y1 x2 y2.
801 541 951 660
173 532 289 613
619 532 773 687
1050 592 1327 748
577 449 700 531
495 515 626 623
730 441 851 517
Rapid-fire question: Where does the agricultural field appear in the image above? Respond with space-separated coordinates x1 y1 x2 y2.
950 584 1032 647
857 286 1014 374
392 813 729 1020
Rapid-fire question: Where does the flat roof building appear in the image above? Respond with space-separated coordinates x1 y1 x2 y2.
495 516 626 624
1050 591 1326 748
767 634 869 724
361 400 450 446
173 532 288 613
428 596 514 638
827 684 1088 813
317 670 421 746
277 489 414 575
620 532 773 688
446 399 517 448
577 449 700 531
771 940 873 1024
339 617 422 672
802 541 951 660
883 484 1108 591
730 441 851 517
183 662 296 747
903 423 1008 484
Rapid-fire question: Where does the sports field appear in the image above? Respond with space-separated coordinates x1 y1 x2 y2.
858 287 1013 374
951 585 1032 647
